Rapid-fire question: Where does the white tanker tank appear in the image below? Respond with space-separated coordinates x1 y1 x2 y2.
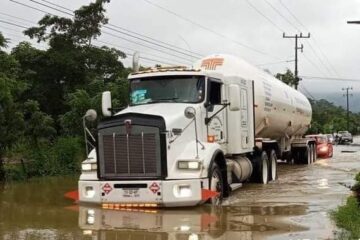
193 54 312 140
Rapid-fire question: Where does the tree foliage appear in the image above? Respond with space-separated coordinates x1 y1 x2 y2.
0 0 134 180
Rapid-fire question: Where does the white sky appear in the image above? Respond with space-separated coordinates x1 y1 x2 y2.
1 0 360 97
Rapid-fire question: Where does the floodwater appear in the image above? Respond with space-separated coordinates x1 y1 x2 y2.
1 139 360 240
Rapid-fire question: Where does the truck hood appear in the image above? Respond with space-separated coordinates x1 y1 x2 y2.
118 103 197 129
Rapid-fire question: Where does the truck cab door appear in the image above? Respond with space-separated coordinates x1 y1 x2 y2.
206 78 226 144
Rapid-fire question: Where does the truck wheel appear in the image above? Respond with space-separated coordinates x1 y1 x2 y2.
303 145 311 165
268 150 277 181
309 144 314 164
312 144 317 162
251 151 269 184
209 164 224 206
292 149 301 164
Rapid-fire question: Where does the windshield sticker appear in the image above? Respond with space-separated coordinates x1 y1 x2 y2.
132 89 147 103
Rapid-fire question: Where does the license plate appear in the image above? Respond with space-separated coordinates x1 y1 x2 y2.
122 188 140 198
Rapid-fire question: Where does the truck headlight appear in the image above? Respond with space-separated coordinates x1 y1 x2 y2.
85 186 95 198
177 161 201 170
82 163 97 171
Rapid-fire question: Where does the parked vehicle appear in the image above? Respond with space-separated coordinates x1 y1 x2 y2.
306 134 333 158
338 132 353 144
79 54 316 207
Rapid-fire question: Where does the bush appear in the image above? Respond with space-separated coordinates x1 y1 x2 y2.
3 136 85 181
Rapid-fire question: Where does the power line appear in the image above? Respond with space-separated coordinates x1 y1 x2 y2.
300 76 360 82
37 0 204 57
33 0 202 59
278 0 340 78
245 0 285 33
95 39 191 66
256 59 293 66
263 0 301 32
0 19 28 29
302 52 328 78
8 1 196 64
143 0 280 59
0 11 37 24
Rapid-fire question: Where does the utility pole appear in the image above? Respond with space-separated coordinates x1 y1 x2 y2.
283 32 310 89
342 87 353 132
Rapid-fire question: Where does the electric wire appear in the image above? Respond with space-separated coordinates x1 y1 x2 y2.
37 0 204 57
32 0 202 59
143 0 281 59
8 0 194 65
278 0 340 77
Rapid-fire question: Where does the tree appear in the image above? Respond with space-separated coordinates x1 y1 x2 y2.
20 0 126 120
275 69 297 86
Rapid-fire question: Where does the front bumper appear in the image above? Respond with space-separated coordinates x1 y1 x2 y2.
79 178 208 207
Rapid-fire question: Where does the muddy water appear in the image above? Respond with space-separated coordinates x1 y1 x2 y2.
1 140 360 240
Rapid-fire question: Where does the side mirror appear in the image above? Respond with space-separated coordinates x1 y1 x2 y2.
228 84 240 111
102 91 112 117
84 109 97 122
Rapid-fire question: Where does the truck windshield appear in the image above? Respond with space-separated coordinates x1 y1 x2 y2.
130 76 205 105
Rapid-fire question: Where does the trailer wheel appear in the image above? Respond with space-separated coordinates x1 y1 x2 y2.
303 145 311 165
268 150 277 181
251 151 269 184
209 164 224 206
309 144 314 164
312 144 317 162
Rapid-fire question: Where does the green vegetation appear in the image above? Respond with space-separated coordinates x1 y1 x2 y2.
332 173 360 239
0 0 130 181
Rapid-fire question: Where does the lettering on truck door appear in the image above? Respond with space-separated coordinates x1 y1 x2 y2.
240 87 250 148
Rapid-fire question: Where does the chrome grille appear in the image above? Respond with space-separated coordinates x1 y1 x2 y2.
98 125 161 179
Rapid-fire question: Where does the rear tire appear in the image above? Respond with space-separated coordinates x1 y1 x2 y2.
303 145 311 165
268 150 277 181
209 164 224 206
251 151 269 184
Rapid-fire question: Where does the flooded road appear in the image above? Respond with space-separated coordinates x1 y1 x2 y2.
1 139 360 240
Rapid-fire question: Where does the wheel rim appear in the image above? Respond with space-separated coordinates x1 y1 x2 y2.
271 154 276 180
307 147 311 164
262 157 268 184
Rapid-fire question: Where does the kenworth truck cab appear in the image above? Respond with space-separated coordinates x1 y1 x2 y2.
79 54 314 207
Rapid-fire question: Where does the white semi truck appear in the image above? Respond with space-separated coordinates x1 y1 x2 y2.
79 54 316 207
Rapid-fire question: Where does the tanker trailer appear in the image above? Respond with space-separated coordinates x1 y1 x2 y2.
78 54 316 207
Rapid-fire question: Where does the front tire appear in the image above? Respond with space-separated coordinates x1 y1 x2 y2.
209 164 224 206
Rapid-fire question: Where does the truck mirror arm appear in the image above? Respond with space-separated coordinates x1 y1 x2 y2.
205 103 230 125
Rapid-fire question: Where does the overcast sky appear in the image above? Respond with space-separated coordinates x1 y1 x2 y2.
1 0 360 98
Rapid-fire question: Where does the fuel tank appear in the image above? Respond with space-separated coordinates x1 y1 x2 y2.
193 54 312 139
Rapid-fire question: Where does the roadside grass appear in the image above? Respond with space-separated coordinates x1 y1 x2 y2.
332 172 360 239
332 196 360 239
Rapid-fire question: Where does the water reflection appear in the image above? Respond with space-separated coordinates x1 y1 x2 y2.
0 176 310 240
78 204 308 240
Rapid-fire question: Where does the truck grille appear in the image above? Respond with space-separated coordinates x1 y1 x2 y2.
98 125 162 179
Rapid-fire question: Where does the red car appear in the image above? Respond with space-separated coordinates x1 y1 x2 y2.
306 134 333 158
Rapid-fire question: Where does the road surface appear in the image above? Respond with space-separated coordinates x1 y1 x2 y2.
0 138 359 239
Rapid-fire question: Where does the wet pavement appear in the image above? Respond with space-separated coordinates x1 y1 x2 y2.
0 138 359 240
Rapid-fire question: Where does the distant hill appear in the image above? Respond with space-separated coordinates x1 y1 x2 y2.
306 92 360 113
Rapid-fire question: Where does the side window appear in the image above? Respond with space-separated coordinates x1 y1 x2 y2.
209 80 222 105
